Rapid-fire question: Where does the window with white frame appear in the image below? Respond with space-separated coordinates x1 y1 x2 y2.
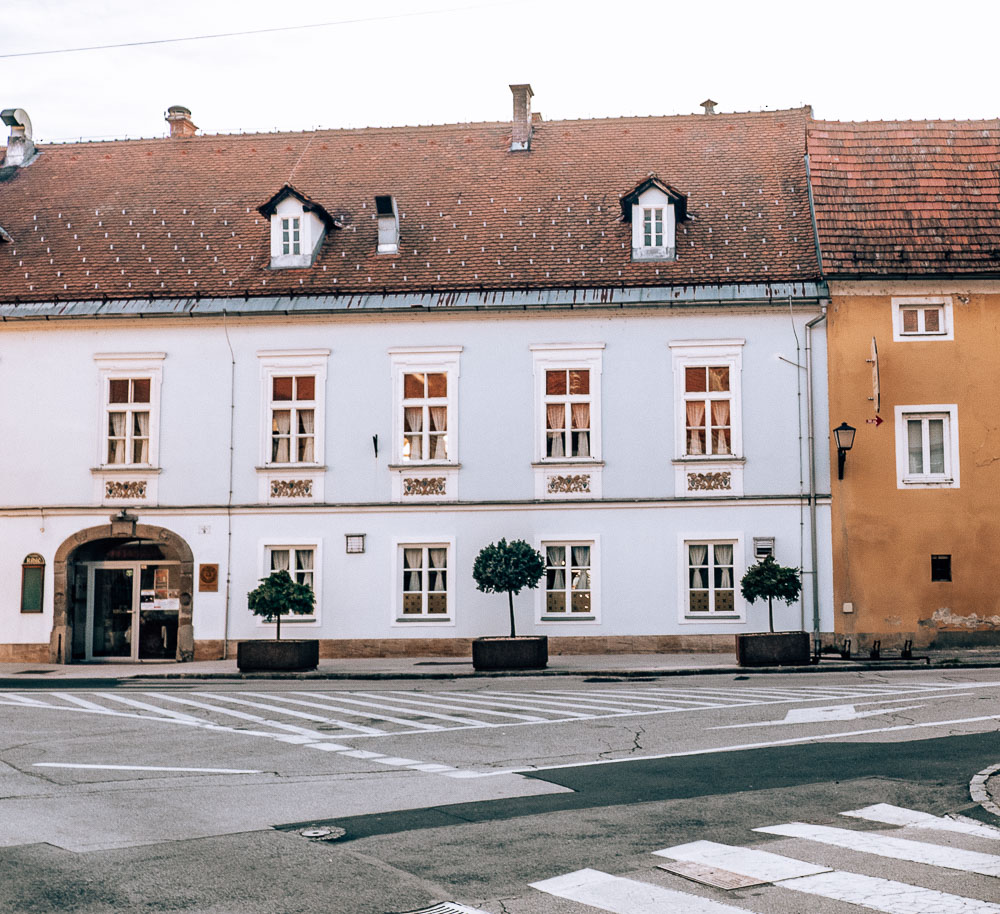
263 544 317 622
642 207 665 248
671 341 744 460
281 216 301 256
543 542 593 616
95 353 164 469
892 296 953 342
685 541 738 617
895 405 959 488
531 344 603 463
629 187 678 261
399 543 450 619
270 375 315 464
258 350 329 468
389 348 461 465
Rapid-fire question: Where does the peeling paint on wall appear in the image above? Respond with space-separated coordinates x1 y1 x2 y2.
921 607 1000 630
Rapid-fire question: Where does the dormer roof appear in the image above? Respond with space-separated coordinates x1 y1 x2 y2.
257 184 339 230
0 224 11 244
619 176 688 223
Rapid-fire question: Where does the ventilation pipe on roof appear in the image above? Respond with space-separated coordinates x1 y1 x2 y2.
375 195 399 253
1 108 35 167
165 105 198 138
700 98 718 115
510 84 534 151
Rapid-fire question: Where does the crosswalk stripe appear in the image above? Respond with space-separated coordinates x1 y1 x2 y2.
207 692 389 734
145 692 328 739
841 803 1000 840
286 692 458 730
531 868 751 913
522 689 731 709
355 691 549 723
421 689 656 714
48 692 110 711
427 691 596 718
754 821 1000 876
653 840 831 880
98 693 205 721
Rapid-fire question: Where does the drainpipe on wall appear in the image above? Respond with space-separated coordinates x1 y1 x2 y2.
221 311 236 660
805 308 827 645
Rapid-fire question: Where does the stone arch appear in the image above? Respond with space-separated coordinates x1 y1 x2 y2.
52 519 194 663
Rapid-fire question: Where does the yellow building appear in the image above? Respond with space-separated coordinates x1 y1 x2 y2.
808 118 1000 649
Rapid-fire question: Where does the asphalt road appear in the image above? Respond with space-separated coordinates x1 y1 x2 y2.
2 669 999 913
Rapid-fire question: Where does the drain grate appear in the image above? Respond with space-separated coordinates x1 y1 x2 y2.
657 860 769 889
394 905 487 914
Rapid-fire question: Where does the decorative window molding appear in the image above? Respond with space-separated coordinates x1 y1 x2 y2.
678 533 746 623
670 340 745 496
536 537 600 623
257 349 329 503
93 353 165 506
531 344 604 498
258 185 337 269
392 538 455 626
21 553 45 614
891 296 953 342
259 540 321 626
620 177 687 262
388 347 461 502
894 404 960 489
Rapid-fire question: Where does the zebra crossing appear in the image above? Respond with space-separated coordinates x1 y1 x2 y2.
526 802 1000 914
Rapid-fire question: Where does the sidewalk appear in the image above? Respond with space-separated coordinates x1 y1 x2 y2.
3 646 1000 685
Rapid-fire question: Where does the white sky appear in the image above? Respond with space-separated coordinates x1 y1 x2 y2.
2 0 997 143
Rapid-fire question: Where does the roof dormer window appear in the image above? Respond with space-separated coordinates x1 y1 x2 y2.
375 195 399 254
619 176 688 263
257 184 337 269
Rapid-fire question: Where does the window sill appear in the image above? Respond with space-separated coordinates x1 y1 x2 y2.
389 462 461 470
395 616 452 623
532 460 605 468
901 477 955 486
684 614 743 622
92 466 161 474
672 456 745 465
541 614 596 622
256 464 326 472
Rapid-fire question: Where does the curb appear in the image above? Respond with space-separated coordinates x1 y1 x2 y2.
3 657 999 687
970 763 1000 819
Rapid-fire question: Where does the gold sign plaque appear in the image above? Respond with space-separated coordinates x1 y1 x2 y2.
198 564 219 592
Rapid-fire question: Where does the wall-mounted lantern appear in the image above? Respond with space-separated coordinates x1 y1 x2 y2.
833 422 857 480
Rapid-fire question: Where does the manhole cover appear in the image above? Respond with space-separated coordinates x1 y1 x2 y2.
299 826 346 841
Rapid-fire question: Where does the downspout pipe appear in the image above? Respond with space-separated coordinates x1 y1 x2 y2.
805 310 826 644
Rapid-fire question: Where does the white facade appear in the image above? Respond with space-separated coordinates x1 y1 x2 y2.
0 296 832 660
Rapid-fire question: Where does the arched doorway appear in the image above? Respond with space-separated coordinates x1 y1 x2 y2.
52 517 194 663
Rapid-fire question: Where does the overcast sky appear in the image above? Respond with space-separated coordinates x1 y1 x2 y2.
2 0 997 143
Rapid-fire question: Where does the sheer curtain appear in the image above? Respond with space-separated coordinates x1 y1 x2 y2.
108 412 126 463
429 548 447 592
298 410 315 462
686 402 705 454
688 544 708 588
429 407 448 459
711 401 730 454
133 411 149 463
714 544 733 589
404 407 423 460
571 404 590 457
547 404 565 457
572 546 590 590
271 411 291 462
270 549 290 572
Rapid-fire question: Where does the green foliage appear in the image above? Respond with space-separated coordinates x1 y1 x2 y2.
472 538 545 638
740 555 801 633
247 570 315 641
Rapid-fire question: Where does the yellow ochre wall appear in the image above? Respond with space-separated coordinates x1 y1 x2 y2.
827 282 1000 649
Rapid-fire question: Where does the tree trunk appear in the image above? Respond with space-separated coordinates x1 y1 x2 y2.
508 590 516 638
768 596 774 633
276 611 281 641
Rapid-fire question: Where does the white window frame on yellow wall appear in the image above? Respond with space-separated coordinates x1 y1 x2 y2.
891 296 954 342
894 404 960 489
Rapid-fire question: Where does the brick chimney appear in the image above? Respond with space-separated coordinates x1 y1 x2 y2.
165 105 198 138
509 84 533 151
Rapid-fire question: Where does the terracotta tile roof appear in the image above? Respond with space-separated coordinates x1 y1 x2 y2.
0 108 817 301
807 119 1000 276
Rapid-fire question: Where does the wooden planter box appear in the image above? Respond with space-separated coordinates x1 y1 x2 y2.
735 631 810 667
237 639 319 673
472 636 548 671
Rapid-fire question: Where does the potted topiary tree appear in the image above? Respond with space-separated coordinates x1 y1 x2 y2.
471 538 547 671
736 555 808 666
239 569 319 672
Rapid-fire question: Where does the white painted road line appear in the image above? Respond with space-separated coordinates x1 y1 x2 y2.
287 692 452 730
653 839 832 881
778 870 1000 914
145 692 331 739
98 693 205 722
712 702 928 729
33 763 262 774
530 868 750 913
754 821 1000 877
194 691 390 735
842 803 1000 839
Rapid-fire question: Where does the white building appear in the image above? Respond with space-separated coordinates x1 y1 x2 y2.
0 91 832 663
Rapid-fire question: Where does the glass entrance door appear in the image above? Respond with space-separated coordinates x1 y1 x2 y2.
86 562 180 661
91 567 135 658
